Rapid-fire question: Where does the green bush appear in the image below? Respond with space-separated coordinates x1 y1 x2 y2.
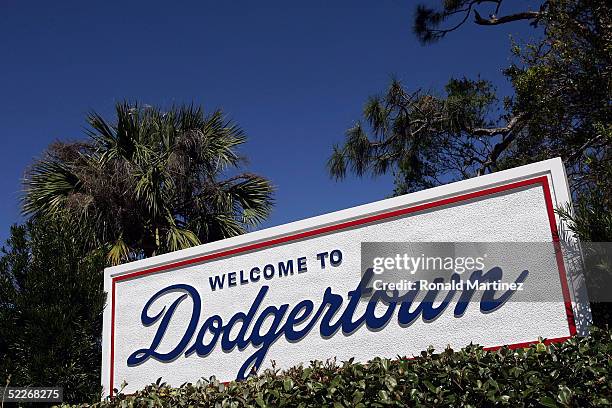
61 328 611 408
0 219 106 404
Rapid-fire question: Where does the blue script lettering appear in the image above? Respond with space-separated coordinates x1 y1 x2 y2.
127 284 201 365
127 267 528 379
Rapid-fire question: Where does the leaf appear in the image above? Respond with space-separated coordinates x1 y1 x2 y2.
352 391 364 404
283 378 294 392
557 385 573 406
539 396 560 408
385 375 398 391
378 390 390 402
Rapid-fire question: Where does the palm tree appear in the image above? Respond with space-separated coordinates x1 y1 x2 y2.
23 102 274 265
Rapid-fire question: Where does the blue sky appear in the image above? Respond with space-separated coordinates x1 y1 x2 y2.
0 1 538 242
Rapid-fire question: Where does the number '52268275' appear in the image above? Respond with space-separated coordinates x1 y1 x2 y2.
3 387 62 402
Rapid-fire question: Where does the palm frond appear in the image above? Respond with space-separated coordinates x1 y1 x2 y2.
106 236 131 266
223 174 274 227
23 159 81 216
165 218 201 252
199 214 246 241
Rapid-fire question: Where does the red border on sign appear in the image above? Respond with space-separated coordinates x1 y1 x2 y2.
108 175 577 396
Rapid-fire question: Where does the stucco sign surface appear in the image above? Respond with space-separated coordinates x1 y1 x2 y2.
101 158 588 395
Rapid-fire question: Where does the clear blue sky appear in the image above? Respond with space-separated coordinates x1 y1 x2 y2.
0 1 538 242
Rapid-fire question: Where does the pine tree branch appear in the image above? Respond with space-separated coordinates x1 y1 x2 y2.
415 1 544 42
473 10 541 26
471 114 524 136
567 134 606 162
473 114 527 175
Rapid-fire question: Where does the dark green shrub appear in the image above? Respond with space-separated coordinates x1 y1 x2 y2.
61 328 611 407
0 219 106 404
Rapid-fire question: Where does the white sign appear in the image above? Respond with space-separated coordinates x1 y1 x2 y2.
101 158 589 396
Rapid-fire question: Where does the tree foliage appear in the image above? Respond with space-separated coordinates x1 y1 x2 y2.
330 0 611 197
23 103 275 264
328 77 505 195
0 218 106 403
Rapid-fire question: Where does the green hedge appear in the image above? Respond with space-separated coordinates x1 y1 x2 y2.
65 328 611 407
